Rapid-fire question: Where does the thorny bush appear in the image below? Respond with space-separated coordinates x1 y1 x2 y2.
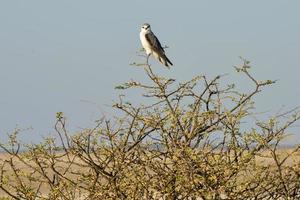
0 58 300 199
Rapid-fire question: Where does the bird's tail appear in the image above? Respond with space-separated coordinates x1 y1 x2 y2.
160 55 173 68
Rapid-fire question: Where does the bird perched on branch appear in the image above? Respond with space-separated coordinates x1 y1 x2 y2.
139 23 173 68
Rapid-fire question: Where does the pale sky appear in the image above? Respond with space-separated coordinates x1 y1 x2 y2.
0 1 299 144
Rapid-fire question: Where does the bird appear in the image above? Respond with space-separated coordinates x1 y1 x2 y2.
139 23 173 67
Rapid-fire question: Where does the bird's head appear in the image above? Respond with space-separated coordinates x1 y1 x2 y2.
141 23 151 33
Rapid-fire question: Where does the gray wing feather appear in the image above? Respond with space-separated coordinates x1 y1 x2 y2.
145 31 173 67
145 32 165 54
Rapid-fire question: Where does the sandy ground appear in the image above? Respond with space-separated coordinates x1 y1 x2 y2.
0 149 299 199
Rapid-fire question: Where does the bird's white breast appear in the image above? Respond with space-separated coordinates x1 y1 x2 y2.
140 31 152 55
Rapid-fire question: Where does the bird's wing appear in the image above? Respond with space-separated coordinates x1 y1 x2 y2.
145 32 165 53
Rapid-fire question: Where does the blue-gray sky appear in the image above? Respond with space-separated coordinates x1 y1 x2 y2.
1 1 299 144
